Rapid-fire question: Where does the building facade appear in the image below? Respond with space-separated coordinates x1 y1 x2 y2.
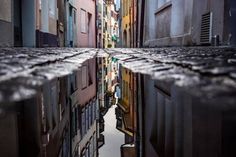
0 0 65 47
139 0 236 47
97 0 104 48
0 0 99 48
65 0 77 47
36 0 58 47
99 0 119 48
0 0 36 47
75 0 96 47
71 58 98 157
120 0 136 48
116 64 137 157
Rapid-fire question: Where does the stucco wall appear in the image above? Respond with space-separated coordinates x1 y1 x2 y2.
0 0 13 47
144 0 158 42
191 0 225 45
143 0 227 47
0 20 13 47
155 5 172 38
0 0 12 22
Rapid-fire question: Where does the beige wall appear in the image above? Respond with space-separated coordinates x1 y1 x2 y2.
0 0 13 47
49 17 57 35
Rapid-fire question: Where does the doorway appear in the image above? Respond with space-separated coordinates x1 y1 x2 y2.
124 30 127 47
14 0 22 47
14 0 36 47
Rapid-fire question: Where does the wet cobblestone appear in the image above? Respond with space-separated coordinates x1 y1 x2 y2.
0 47 235 104
103 47 236 105
0 47 236 157
0 48 97 103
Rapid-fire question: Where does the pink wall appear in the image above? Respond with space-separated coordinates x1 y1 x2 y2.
76 0 96 47
77 58 97 106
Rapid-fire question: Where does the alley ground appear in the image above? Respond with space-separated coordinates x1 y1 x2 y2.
99 104 124 157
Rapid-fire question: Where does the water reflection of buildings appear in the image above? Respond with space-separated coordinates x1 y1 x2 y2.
0 51 100 157
97 54 136 157
97 54 120 153
116 65 136 157
71 58 98 157
97 0 119 48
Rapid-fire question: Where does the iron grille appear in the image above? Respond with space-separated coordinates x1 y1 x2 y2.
200 12 213 44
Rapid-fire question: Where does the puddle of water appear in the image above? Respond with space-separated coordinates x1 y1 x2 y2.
99 105 124 157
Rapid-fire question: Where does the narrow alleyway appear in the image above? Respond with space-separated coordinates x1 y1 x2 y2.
0 0 236 157
0 48 236 157
99 104 124 157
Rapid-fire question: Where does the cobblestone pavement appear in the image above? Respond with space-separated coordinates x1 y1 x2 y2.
0 47 236 105
103 47 236 105
0 48 97 103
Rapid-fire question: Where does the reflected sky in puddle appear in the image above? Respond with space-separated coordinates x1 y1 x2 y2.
99 105 124 157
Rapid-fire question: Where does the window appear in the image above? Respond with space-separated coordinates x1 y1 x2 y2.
89 102 92 126
93 100 97 121
82 66 87 89
49 0 56 17
39 0 42 10
126 0 128 15
122 80 125 99
98 4 102 13
51 82 58 129
89 141 93 157
74 10 76 24
96 100 99 120
81 9 87 33
93 134 97 151
77 106 82 135
104 22 107 31
125 81 128 99
91 137 94 156
123 0 126 16
75 107 78 135
88 60 93 85
82 109 85 137
72 109 75 137
86 106 89 132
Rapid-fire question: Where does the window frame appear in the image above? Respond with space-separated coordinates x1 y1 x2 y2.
80 9 87 33
81 65 88 89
